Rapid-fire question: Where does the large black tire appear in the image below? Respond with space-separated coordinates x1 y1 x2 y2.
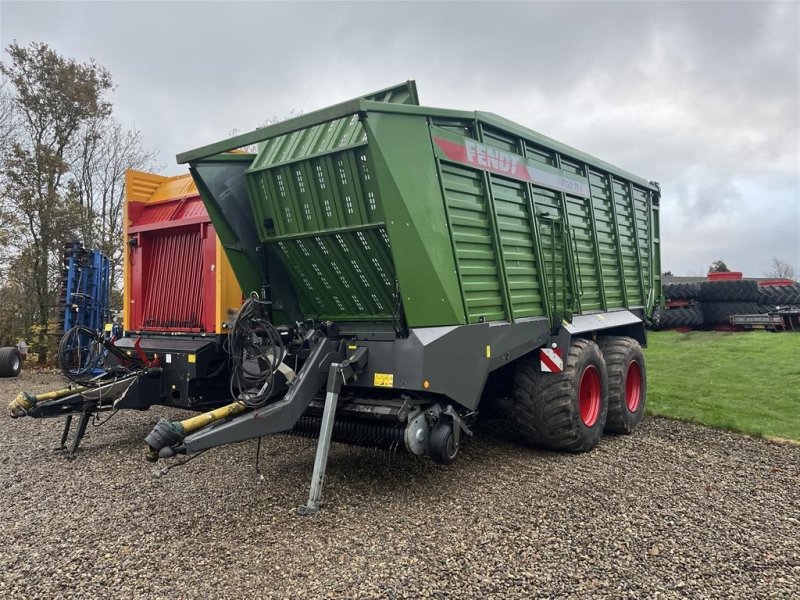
699 280 759 302
512 338 608 453
597 337 646 434
663 282 701 300
701 302 761 325
759 284 800 305
0 347 22 378
659 305 703 329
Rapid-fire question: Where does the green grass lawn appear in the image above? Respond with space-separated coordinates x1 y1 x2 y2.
644 330 800 441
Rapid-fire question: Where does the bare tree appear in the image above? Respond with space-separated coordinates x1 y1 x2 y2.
0 80 15 150
0 41 113 361
767 257 795 280
69 117 158 292
0 42 160 356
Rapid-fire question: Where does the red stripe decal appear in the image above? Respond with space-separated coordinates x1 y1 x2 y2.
540 350 561 373
433 136 468 163
432 135 591 198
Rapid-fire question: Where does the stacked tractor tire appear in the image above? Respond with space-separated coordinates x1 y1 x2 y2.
657 282 704 329
757 283 800 313
653 280 800 330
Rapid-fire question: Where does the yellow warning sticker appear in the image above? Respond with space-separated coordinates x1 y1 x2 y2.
188 354 196 364
373 373 394 388
485 345 491 358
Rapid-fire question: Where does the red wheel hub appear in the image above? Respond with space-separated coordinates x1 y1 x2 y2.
579 365 601 427
626 360 642 412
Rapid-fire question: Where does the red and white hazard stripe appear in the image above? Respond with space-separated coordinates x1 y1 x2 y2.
540 348 564 373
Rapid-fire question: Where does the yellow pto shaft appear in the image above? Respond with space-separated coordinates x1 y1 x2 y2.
180 401 247 435
8 386 91 418
144 400 247 461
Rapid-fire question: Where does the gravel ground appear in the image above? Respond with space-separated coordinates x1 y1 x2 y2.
0 370 798 599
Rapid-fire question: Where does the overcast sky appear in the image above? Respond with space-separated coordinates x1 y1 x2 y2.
2 1 798 277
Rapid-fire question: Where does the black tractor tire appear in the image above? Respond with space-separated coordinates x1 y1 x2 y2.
512 338 608 453
699 280 759 302
428 422 459 465
597 337 646 434
0 347 22 378
761 284 800 305
659 305 703 329
663 282 701 300
758 285 776 304
701 302 760 325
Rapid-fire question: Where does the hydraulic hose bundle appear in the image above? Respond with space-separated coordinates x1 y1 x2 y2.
58 326 141 385
228 295 284 408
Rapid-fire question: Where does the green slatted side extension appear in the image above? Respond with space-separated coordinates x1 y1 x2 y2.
250 114 368 171
440 162 505 323
611 177 644 306
490 176 546 319
588 169 624 307
564 196 602 312
530 186 570 317
246 121 396 321
249 146 381 235
271 228 394 320
631 184 653 304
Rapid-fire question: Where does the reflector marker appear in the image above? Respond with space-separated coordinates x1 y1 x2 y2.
540 348 564 373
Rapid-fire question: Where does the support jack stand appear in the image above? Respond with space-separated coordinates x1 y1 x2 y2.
56 411 92 458
298 346 367 516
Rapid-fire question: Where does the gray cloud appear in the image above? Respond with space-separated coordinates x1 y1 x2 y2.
2 0 798 276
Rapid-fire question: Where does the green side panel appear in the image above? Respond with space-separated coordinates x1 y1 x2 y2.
632 184 653 304
534 190 570 320
269 227 395 320
565 195 601 311
430 123 658 325
246 118 395 321
652 199 662 307
490 176 546 319
588 169 624 307
612 178 643 305
365 113 465 327
441 162 505 323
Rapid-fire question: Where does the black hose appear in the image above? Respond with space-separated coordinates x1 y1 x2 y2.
228 295 284 408
58 326 105 383
58 326 142 386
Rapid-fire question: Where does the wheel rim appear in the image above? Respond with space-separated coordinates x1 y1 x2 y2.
12 356 19 372
579 365 601 427
626 360 642 412
447 429 458 459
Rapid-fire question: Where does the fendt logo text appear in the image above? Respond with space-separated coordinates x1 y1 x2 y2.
464 139 522 177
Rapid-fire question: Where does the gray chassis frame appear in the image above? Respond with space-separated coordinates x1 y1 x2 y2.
171 308 644 514
180 308 644 453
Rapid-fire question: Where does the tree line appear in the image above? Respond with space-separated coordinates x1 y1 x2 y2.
0 42 157 361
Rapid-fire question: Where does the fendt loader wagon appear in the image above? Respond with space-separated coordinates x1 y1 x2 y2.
143 81 661 514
